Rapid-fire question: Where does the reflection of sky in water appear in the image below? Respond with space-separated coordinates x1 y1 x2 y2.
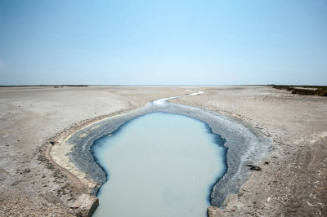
93 112 226 217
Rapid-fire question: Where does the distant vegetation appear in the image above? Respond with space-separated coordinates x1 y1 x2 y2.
271 85 327 96
53 85 88 88
0 85 88 88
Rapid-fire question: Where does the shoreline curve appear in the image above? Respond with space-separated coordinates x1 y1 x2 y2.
49 101 270 215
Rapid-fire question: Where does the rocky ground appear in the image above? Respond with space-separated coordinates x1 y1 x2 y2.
0 85 326 217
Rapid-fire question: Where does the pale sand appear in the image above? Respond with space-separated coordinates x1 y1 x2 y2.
0 85 326 217
0 86 194 216
173 86 327 217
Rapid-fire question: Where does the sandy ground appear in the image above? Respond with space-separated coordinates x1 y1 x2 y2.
0 86 196 217
0 86 326 217
174 86 327 217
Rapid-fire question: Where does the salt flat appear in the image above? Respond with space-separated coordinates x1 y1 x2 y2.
0 85 326 217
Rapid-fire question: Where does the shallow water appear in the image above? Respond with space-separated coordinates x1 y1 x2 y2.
92 112 226 217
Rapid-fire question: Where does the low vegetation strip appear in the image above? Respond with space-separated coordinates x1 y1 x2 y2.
271 85 327 96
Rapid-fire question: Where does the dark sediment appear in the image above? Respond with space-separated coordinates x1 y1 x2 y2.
68 102 270 206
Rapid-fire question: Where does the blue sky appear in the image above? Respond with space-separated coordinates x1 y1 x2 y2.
0 0 326 85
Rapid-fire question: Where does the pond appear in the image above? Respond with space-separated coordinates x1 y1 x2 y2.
92 112 226 217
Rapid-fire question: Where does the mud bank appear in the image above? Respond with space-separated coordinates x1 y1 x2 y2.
50 100 270 216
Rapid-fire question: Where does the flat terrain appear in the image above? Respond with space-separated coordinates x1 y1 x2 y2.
174 86 327 217
0 86 326 217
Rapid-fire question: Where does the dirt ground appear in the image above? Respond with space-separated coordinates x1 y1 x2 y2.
174 86 327 217
0 86 326 217
0 86 195 217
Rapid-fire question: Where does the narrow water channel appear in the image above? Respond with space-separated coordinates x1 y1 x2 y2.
92 112 226 217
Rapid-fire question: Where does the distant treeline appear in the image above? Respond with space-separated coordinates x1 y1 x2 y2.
53 85 88 88
271 85 327 96
0 85 88 88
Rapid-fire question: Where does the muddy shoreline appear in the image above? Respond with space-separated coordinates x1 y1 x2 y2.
49 100 270 215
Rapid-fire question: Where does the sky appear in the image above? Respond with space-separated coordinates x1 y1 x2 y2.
0 0 326 85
